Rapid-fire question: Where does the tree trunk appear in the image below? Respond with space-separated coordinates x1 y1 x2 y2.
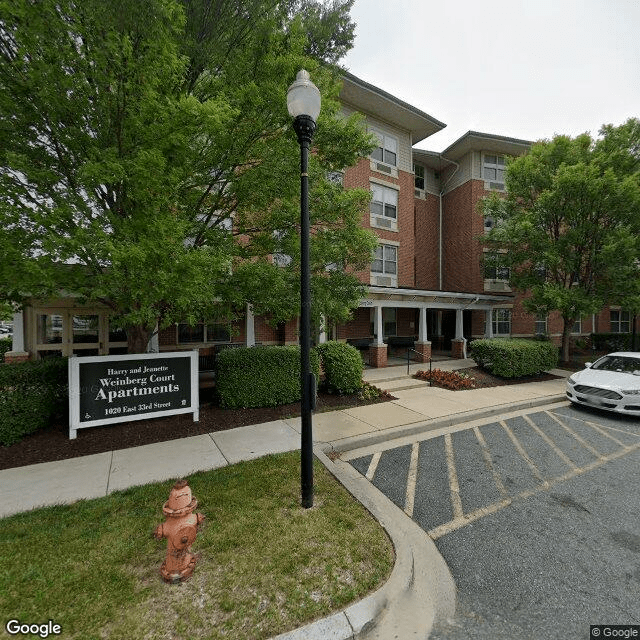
126 324 153 354
561 318 573 364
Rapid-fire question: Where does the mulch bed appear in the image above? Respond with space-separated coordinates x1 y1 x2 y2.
0 389 394 470
452 366 562 388
0 367 562 470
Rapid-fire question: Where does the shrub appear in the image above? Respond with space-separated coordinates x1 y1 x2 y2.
0 357 68 446
470 338 559 378
414 368 477 390
315 341 363 394
591 333 632 352
216 346 320 409
0 336 11 360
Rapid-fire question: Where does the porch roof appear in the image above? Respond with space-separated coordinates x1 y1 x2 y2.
360 287 513 310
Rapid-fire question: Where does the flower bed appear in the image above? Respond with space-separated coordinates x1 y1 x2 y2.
414 368 477 390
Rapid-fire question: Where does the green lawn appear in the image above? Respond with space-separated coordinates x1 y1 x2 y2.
0 452 393 639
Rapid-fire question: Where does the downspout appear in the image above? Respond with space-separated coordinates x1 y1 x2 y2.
438 155 460 291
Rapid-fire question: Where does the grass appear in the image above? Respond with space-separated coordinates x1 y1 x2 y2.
0 452 393 640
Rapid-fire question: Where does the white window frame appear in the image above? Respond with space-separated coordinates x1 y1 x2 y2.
535 314 548 336
413 163 425 190
610 309 631 333
571 317 582 334
370 127 398 168
370 183 398 231
177 322 231 345
483 154 506 189
371 243 398 287
492 308 511 336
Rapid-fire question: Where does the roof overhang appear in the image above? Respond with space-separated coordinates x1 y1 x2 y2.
411 149 458 172
361 287 513 309
340 72 446 145
442 131 532 162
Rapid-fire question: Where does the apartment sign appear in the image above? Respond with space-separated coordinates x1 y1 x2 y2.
69 351 199 439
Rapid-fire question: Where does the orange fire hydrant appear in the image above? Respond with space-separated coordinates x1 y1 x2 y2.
154 479 205 584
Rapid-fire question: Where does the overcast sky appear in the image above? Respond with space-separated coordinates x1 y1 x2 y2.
342 0 640 152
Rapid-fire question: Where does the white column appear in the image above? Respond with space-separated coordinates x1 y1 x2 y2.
418 306 428 342
375 306 384 345
485 309 494 338
246 304 255 347
147 323 159 353
455 309 464 340
318 315 327 344
10 310 25 352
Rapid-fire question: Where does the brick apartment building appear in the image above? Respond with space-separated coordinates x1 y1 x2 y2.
6 72 638 366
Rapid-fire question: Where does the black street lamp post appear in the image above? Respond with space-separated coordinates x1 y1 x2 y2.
287 70 321 509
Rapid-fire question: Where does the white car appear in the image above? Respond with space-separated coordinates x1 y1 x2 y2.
566 352 640 415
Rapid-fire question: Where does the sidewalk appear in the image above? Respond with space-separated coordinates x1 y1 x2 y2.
0 360 572 639
0 359 569 518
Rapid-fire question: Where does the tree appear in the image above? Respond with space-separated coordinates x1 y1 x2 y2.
481 127 640 362
0 0 376 352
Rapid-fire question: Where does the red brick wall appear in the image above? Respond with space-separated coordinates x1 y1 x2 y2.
343 157 416 288
442 180 486 293
415 192 440 290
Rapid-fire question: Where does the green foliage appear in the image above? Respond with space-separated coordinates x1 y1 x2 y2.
0 358 68 446
315 340 363 394
216 346 320 408
590 333 633 352
470 338 559 379
0 336 11 359
0 0 376 352
481 124 640 362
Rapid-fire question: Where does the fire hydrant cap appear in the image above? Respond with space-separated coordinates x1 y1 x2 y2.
163 480 198 517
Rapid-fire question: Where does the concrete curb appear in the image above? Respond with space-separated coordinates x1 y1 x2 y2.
323 395 567 455
270 446 456 640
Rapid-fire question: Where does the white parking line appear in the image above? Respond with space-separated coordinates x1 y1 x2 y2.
365 451 381 481
500 420 548 487
523 414 579 471
404 442 420 517
444 433 464 520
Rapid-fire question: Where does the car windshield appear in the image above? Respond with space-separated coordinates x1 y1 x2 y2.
591 356 640 373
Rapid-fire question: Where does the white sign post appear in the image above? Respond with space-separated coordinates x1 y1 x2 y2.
68 351 199 439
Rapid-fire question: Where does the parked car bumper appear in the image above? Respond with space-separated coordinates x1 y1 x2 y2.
566 386 640 414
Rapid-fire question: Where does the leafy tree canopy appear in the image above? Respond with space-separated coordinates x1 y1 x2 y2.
0 0 375 351
481 120 640 361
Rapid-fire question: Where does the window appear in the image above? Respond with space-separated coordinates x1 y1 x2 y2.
413 164 425 190
483 154 506 182
370 184 398 226
372 244 397 276
370 128 398 167
484 256 510 281
178 322 230 344
535 314 548 336
610 310 631 333
492 309 511 335
571 317 582 334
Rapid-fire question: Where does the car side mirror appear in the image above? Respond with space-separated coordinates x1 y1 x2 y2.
584 362 592 368
633 370 640 376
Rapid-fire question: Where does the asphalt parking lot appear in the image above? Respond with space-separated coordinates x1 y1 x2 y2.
346 404 640 640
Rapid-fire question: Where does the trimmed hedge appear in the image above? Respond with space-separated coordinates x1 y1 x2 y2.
470 338 559 378
590 333 633 352
216 345 320 409
316 341 363 394
0 357 68 446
